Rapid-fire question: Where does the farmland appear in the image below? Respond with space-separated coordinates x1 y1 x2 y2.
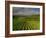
13 15 40 31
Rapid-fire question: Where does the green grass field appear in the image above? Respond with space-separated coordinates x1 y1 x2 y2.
13 15 40 31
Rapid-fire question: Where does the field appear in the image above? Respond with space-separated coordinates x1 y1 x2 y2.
13 15 40 31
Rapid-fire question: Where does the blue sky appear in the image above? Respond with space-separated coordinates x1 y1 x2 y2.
13 7 40 15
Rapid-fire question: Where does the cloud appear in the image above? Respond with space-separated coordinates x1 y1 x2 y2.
13 7 40 16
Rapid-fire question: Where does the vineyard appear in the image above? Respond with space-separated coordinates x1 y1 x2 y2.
13 15 40 31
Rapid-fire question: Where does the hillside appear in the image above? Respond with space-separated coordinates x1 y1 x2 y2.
13 15 40 31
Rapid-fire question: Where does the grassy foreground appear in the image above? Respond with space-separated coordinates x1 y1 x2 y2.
13 15 40 31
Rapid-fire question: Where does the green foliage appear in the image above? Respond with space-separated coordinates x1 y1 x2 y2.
13 15 40 31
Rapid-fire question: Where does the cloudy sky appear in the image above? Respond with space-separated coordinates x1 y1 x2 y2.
13 7 40 16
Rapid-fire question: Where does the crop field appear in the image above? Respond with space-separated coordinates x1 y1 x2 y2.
13 15 40 31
